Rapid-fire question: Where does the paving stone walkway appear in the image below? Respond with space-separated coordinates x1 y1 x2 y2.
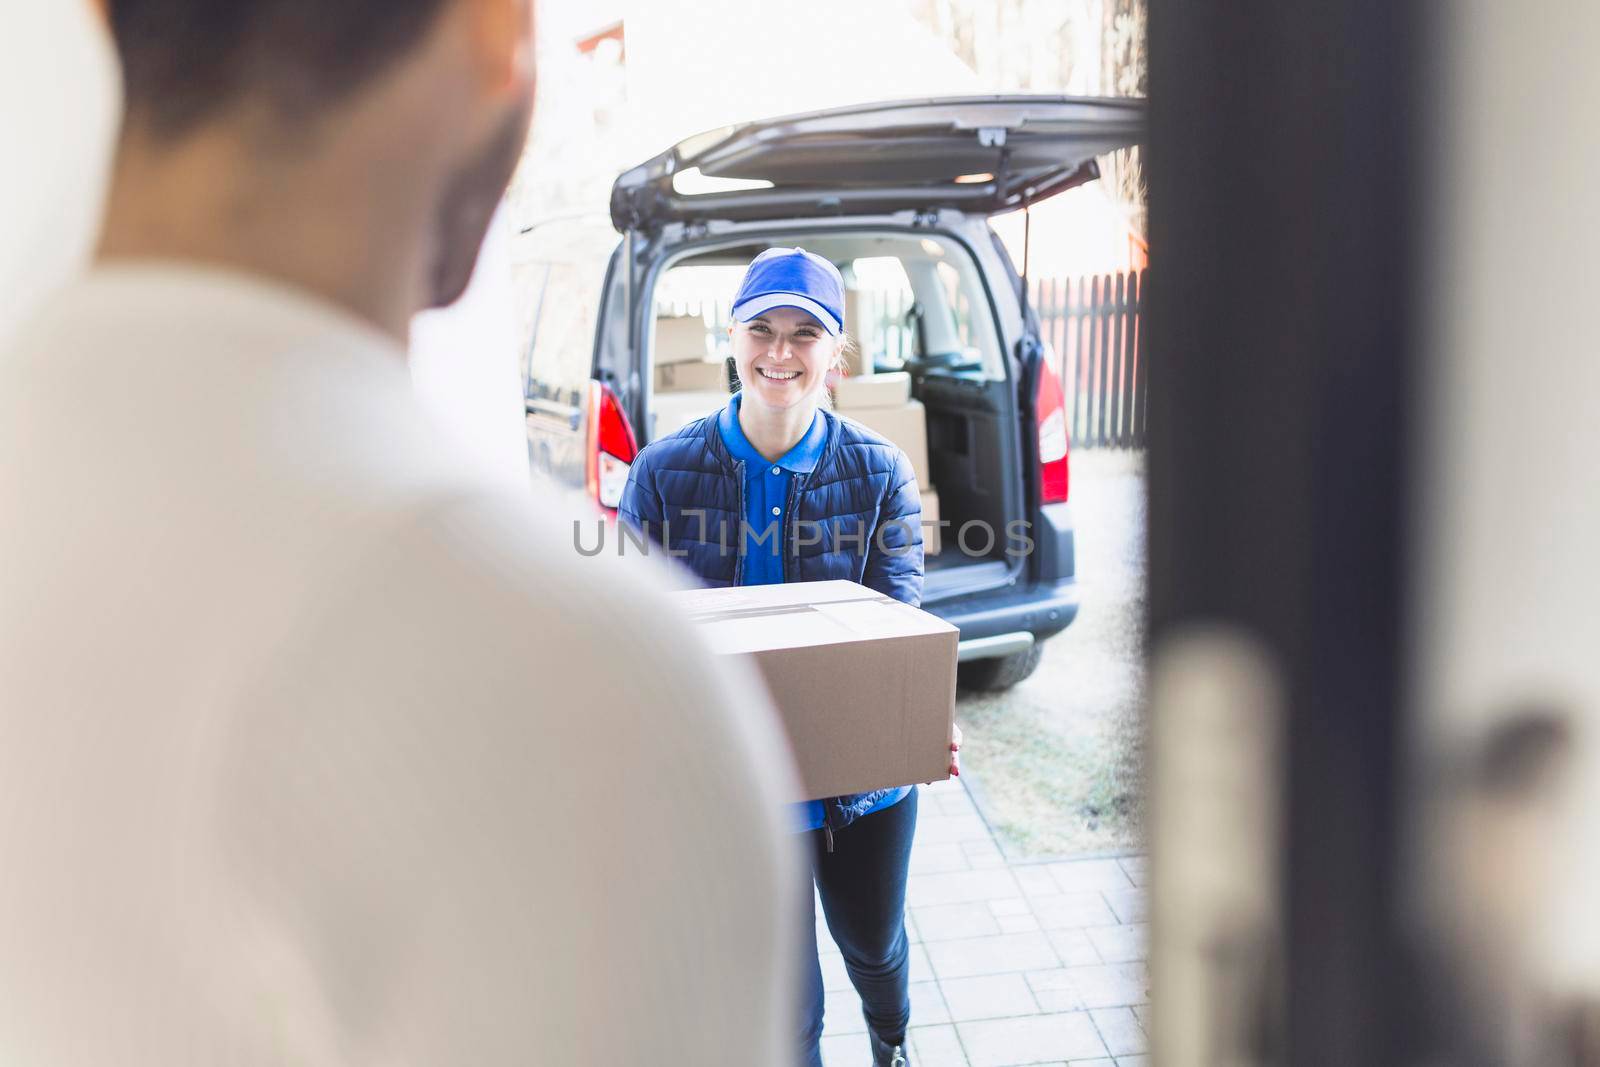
816 775 1149 1067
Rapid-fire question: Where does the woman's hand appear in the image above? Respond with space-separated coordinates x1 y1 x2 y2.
949 722 962 777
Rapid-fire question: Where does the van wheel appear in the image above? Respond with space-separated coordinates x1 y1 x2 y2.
957 642 1044 692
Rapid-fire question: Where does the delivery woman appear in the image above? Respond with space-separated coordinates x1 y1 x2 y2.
619 247 959 1067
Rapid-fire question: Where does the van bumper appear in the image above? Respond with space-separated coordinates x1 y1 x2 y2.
1031 502 1076 585
924 501 1080 646
928 579 1081 644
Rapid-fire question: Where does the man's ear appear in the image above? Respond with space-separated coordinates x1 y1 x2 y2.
466 0 536 96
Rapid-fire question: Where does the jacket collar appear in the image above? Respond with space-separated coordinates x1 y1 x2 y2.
716 393 828 474
703 396 842 479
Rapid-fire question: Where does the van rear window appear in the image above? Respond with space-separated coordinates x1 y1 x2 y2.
650 232 1006 381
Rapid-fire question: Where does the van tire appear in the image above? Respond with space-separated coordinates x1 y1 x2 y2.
957 642 1044 692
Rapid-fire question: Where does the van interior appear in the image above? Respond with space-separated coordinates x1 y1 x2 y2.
645 233 1022 599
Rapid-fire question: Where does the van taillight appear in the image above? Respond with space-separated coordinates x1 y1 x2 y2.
1036 359 1070 505
585 380 638 511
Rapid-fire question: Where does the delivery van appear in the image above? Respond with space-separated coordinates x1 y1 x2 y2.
518 95 1145 690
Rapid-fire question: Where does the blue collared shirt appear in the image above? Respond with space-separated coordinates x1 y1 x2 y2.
717 392 911 833
716 392 827 586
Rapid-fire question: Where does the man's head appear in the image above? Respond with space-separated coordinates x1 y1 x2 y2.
100 0 536 324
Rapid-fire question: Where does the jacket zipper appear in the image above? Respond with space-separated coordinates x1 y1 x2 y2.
783 474 805 583
731 459 746 584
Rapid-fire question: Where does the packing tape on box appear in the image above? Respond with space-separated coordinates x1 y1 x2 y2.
680 595 894 625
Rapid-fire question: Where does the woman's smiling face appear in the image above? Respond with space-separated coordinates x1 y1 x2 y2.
730 305 840 412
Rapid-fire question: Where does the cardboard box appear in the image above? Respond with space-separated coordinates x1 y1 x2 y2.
842 290 868 376
654 316 711 365
656 359 728 393
844 290 865 339
652 390 728 436
674 580 957 800
833 370 911 410
841 400 930 489
920 488 941 555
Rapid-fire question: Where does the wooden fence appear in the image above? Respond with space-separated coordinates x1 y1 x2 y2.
1032 270 1146 450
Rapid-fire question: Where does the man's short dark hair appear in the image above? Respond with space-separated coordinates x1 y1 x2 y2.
110 0 455 138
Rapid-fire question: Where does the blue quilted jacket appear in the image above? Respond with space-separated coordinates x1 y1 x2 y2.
618 402 924 833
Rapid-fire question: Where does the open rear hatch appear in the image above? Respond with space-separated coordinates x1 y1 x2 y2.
611 95 1145 230
617 95 1145 610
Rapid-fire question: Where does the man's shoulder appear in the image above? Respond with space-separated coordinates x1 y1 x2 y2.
337 485 677 623
251 478 803 805
290 484 707 691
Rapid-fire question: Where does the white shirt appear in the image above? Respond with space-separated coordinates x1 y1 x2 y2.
0 264 800 1065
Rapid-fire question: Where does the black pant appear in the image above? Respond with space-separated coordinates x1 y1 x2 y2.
797 787 919 1067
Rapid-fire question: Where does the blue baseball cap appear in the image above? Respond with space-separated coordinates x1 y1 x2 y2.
731 247 846 336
